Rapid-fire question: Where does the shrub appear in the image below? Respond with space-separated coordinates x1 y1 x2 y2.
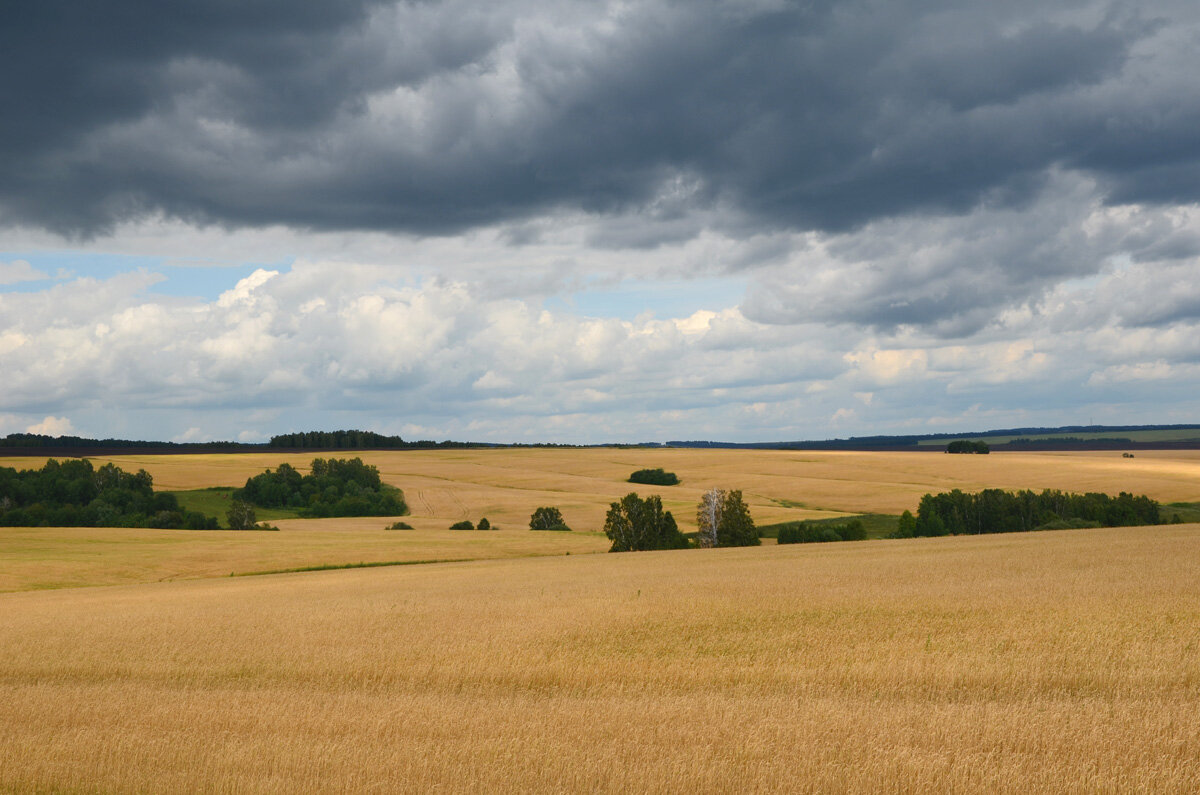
628 468 680 486
530 506 570 531
449 520 474 530
386 521 413 530
477 517 491 530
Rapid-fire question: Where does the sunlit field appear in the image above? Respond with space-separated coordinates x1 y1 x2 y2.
0 520 610 593
5 446 1200 522
2 525 1198 792
4 448 1199 592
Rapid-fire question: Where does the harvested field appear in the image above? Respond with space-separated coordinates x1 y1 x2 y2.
1 525 1198 792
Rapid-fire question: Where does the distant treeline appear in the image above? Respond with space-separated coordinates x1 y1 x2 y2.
269 430 409 449
0 433 252 451
235 457 407 518
267 430 478 449
0 459 217 529
665 436 923 450
0 430 480 453
6 422 1200 453
663 424 1200 451
269 430 479 449
946 440 989 454
1006 437 1133 448
897 488 1160 537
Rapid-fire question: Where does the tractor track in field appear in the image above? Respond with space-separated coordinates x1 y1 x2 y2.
410 488 470 519
412 489 436 517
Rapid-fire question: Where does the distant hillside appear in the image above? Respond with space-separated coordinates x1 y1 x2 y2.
4 423 1199 455
665 424 1200 451
0 433 260 454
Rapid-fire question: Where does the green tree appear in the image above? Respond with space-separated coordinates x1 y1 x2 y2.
715 489 758 547
226 500 258 530
695 488 725 548
604 493 688 552
529 506 570 530
895 509 917 538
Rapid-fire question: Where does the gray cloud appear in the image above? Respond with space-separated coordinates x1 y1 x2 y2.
7 0 1200 446
3 0 1193 241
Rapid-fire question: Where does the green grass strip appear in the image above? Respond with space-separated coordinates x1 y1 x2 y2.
232 558 474 577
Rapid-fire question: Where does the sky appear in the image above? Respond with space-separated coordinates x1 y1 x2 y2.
3 0 1200 444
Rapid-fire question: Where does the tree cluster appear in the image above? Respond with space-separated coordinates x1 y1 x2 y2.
529 506 570 531
604 493 689 552
695 488 759 547
893 488 1160 537
225 500 278 530
946 440 990 454
776 519 866 544
0 458 217 529
628 468 680 486
269 430 407 449
234 458 407 518
268 430 478 450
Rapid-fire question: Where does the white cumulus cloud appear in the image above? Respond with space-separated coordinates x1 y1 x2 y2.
26 416 76 435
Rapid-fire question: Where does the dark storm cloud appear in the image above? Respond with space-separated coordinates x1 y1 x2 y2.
1 0 1195 238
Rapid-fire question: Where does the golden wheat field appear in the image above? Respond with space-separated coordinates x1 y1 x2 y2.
2 525 1199 792
2 448 1200 791
0 521 611 593
3 447 1200 592
6 446 1200 522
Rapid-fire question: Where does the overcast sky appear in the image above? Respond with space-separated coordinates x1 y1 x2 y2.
3 0 1200 443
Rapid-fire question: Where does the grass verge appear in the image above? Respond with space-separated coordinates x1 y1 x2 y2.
171 487 303 527
759 513 899 540
231 558 475 577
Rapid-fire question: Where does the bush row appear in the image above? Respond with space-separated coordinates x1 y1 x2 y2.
894 487 1160 537
776 519 867 544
